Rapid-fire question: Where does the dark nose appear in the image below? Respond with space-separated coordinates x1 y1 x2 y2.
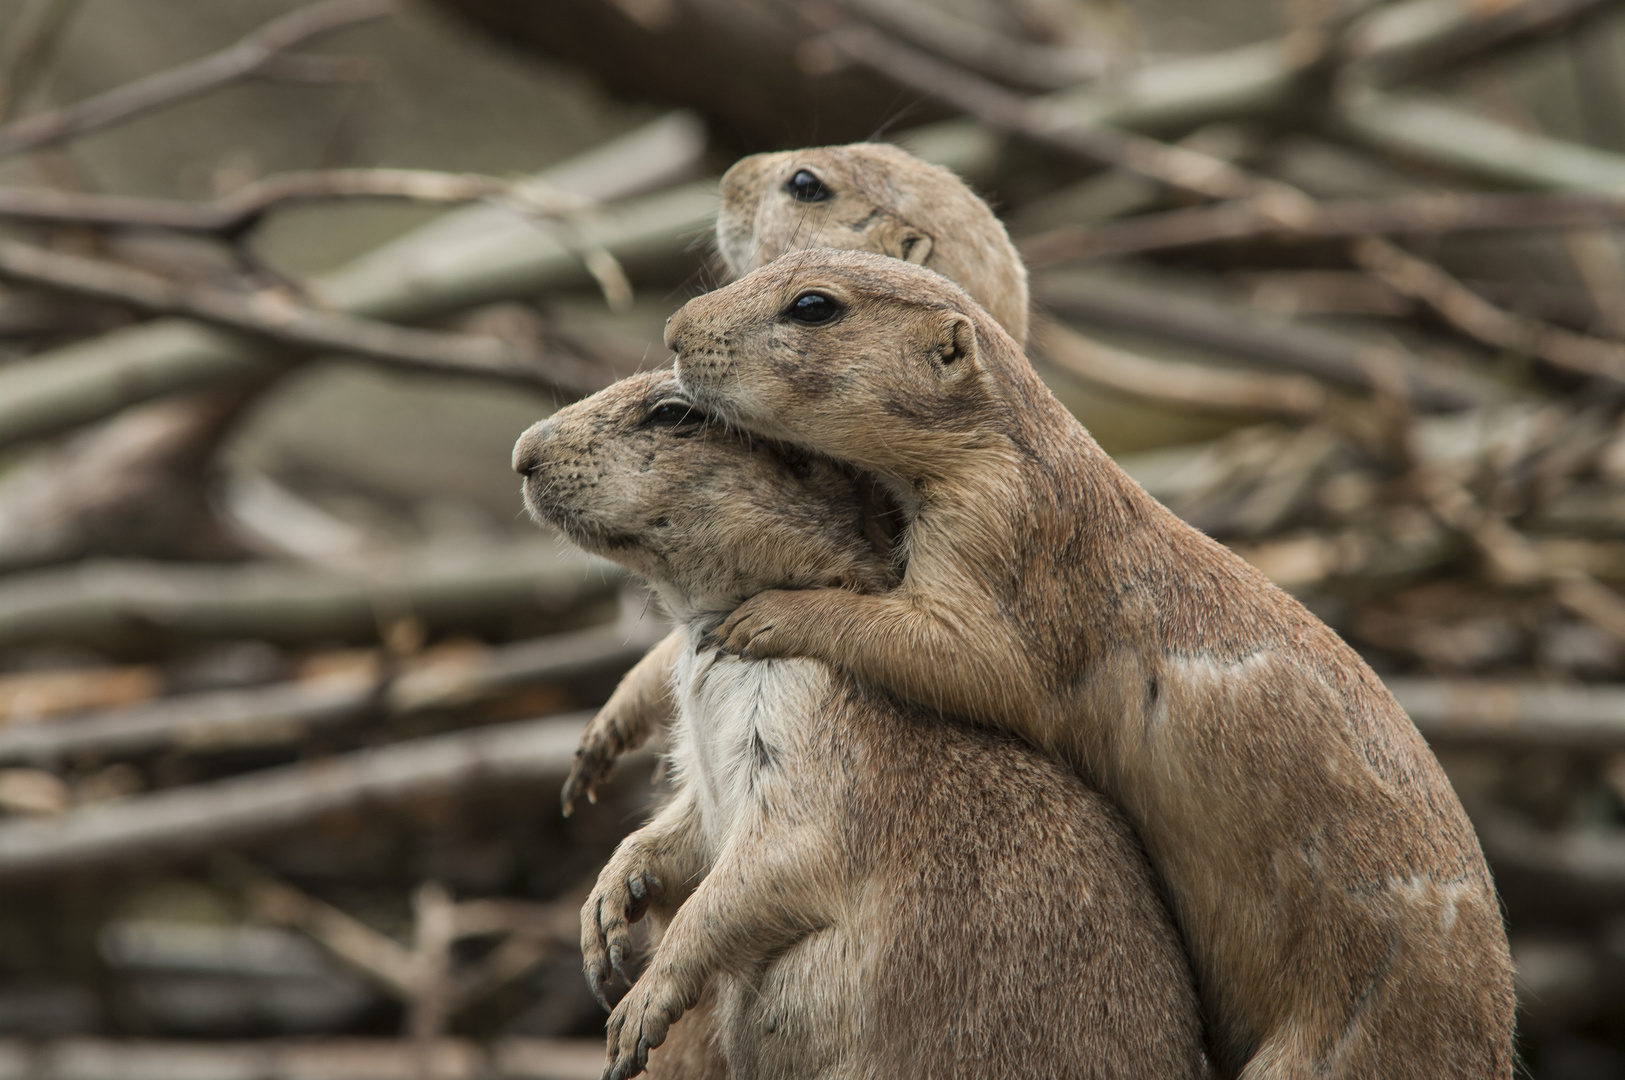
512 420 553 477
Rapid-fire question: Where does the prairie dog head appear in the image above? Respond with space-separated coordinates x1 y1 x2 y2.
667 249 1034 484
717 143 1029 346
512 372 897 621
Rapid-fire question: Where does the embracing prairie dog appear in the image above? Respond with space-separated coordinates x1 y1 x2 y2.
666 250 1517 1080
515 372 1210 1080
563 141 1028 813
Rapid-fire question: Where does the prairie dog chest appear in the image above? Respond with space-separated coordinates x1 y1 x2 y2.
670 630 830 852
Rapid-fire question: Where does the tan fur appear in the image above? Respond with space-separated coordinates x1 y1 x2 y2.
716 143 1030 345
562 141 1029 814
515 372 1210 1080
664 250 1517 1080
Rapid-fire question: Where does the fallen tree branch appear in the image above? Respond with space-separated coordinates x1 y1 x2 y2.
1032 273 1479 409
1390 676 1625 747
0 621 660 764
0 0 390 159
1337 88 1625 192
0 111 708 450
0 541 620 648
1033 318 1329 419
1019 190 1625 267
1351 235 1625 382
0 1037 605 1080
0 169 591 236
1345 0 1621 85
833 0 1115 90
0 712 613 879
822 21 1291 203
0 238 611 392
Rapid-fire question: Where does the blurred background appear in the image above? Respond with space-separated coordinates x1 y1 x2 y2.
0 0 1622 1076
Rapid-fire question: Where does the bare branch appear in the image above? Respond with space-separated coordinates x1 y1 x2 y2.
1032 273 1480 410
1351 235 1625 382
819 21 1293 204
0 169 591 236
0 712 605 879
0 622 660 765
0 540 620 648
0 238 611 392
0 1037 605 1080
0 0 391 159
1389 676 1625 748
1033 318 1330 419
1020 190 1625 267
832 0 1115 90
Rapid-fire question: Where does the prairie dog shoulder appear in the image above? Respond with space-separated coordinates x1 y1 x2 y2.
515 371 1209 1080
718 142 1029 345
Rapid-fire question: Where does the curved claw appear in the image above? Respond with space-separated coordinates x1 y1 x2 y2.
587 963 612 1012
609 943 630 985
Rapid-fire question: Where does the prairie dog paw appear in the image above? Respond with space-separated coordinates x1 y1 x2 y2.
603 972 684 1080
561 715 624 816
582 858 664 1010
715 590 799 658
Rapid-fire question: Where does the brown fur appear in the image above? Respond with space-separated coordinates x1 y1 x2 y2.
664 249 1517 1080
515 372 1210 1080
562 141 1029 815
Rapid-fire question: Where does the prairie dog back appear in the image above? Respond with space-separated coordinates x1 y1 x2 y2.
515 373 1210 1080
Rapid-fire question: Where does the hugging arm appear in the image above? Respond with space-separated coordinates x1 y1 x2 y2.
563 630 685 815
602 814 840 1080
714 587 1042 731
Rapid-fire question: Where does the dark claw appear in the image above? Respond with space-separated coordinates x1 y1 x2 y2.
609 943 630 983
588 965 611 1011
628 876 647 903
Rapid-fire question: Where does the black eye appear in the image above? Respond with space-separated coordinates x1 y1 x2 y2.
647 400 701 427
785 292 842 325
785 169 829 203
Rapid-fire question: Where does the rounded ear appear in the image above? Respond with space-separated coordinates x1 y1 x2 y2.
898 231 933 265
931 312 980 376
870 216 934 266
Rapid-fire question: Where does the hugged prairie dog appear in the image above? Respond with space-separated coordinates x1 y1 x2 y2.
562 142 1026 813
514 372 1210 1080
666 250 1517 1080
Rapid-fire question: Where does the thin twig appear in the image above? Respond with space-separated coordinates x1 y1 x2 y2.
0 238 608 390
0 169 591 236
0 0 391 159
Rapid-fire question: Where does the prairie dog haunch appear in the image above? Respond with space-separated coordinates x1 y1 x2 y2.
668 249 1516 1080
562 140 1028 814
514 372 1210 1080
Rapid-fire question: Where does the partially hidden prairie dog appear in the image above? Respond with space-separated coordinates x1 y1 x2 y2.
514 372 1211 1080
561 141 1026 814
665 249 1517 1080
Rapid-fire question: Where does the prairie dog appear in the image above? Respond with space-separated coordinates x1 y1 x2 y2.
666 250 1517 1080
563 141 1027 814
716 142 1029 345
514 372 1210 1080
